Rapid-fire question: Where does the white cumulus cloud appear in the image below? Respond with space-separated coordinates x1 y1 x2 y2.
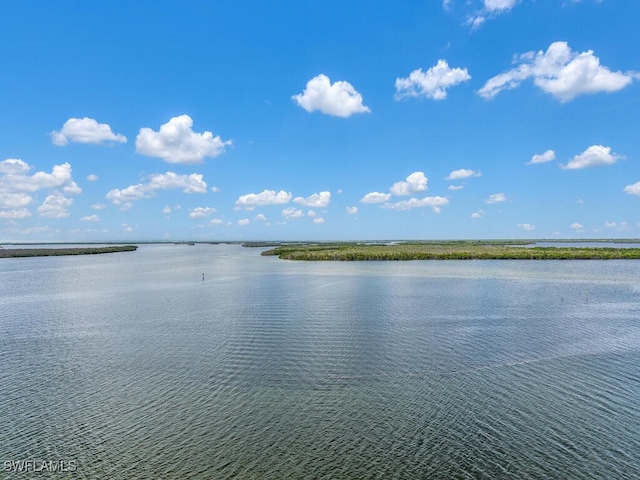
471 209 485 219
136 115 231 164
571 222 584 230
282 207 304 219
382 196 449 212
106 172 207 206
148 172 207 193
0 192 32 209
292 74 370 117
623 181 640 196
0 159 30 174
87 174 99 181
360 192 391 204
63 181 82 195
189 207 217 218
517 223 536 231
484 0 517 12
485 193 506 203
446 169 481 180
51 117 127 146
105 184 147 205
345 206 358 215
562 145 621 169
0 161 81 194
237 219 250 226
293 191 331 208
478 42 635 102
37 193 73 218
527 149 556 165
81 215 100 222
0 160 82 219
395 60 471 100
448 185 465 191
313 217 325 224
0 208 31 219
390 172 428 196
467 0 518 28
362 172 435 204
235 190 292 210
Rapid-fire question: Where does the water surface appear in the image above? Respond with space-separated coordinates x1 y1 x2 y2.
1 244 639 478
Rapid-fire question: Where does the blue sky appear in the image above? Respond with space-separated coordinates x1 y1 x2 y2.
1 0 639 242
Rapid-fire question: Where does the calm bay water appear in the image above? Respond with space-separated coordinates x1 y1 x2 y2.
1 244 639 479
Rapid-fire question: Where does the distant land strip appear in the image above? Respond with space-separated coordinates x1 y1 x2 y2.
0 245 138 258
259 242 640 261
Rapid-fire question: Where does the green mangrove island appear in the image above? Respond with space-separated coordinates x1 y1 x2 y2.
0 245 138 258
259 241 640 261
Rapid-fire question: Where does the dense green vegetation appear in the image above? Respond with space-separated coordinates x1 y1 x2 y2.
0 245 138 258
261 242 640 261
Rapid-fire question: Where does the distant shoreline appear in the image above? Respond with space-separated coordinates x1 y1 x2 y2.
0 245 138 258
260 241 640 261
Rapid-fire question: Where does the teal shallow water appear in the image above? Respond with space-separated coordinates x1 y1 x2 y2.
1 244 639 478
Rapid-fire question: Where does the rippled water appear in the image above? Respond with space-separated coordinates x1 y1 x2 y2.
1 244 639 479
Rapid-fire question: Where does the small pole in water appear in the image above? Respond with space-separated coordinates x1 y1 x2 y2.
202 273 205 281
